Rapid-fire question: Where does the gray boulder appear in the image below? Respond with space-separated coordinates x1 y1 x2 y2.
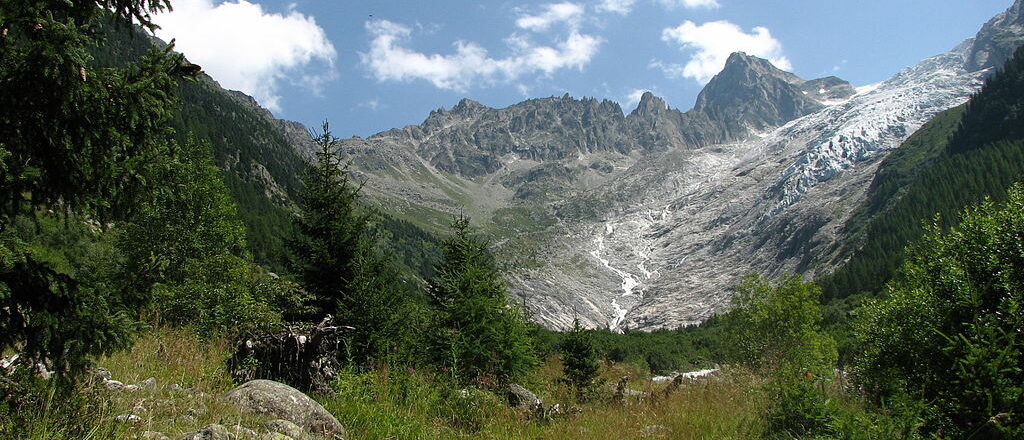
265 419 305 439
508 384 542 410
140 377 157 391
223 380 345 439
179 424 231 440
104 379 124 390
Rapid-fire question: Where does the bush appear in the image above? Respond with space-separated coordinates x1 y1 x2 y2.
766 377 839 438
723 274 837 375
854 184 1024 437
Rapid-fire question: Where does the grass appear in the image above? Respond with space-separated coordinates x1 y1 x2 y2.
4 327 913 440
320 354 768 440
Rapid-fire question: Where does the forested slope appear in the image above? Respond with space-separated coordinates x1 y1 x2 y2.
91 21 439 276
823 45 1024 300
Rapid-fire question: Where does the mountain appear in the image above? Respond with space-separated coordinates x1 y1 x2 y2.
322 1 1024 331
98 2 1022 331
966 0 1024 71
693 52 836 136
823 43 1024 300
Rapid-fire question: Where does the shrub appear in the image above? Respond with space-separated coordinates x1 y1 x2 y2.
855 183 1024 437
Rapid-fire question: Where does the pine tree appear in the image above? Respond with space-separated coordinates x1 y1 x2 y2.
289 121 403 363
429 215 536 385
0 0 192 378
561 316 599 398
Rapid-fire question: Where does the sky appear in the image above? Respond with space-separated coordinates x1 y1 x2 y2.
152 0 1014 138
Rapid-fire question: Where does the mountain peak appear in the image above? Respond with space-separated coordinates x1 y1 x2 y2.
966 0 1024 72
452 98 487 114
693 52 823 135
630 91 667 118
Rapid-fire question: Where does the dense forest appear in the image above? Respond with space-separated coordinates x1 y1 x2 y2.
2 1 1024 439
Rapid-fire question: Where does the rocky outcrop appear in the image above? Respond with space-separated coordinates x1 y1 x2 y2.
693 52 825 137
223 380 346 439
966 0 1024 72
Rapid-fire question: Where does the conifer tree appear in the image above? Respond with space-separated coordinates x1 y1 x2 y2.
429 215 536 384
289 122 403 363
561 316 599 398
0 0 192 378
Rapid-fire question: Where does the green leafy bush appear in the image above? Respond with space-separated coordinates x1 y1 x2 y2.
855 183 1024 438
723 274 837 375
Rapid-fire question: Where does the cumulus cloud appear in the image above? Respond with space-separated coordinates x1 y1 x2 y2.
596 0 637 14
624 88 651 109
153 0 336 112
659 20 790 84
516 2 585 31
597 0 715 15
361 19 601 91
657 0 720 8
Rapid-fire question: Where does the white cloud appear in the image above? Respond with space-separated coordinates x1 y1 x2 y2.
624 88 651 109
516 2 585 31
153 0 336 112
659 20 790 84
657 0 720 8
361 19 601 92
596 0 637 15
359 98 382 111
598 0 716 15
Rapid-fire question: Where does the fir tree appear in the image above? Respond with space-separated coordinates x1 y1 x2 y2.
0 0 192 378
429 215 536 385
289 121 404 363
560 316 599 399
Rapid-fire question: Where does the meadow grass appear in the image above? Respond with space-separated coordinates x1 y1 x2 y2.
4 327 782 439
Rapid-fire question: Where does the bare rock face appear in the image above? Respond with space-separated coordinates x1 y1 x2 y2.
223 380 346 439
693 52 824 136
966 0 1024 72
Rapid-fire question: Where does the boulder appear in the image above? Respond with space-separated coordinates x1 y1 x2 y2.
508 384 543 412
104 379 125 390
179 424 231 440
265 419 305 439
140 377 157 391
223 380 345 439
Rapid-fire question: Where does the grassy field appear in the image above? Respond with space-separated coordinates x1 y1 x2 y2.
5 327 775 440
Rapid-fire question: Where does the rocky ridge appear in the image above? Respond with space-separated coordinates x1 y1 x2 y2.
285 2 1024 330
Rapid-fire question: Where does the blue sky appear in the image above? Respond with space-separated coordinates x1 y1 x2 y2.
153 0 1012 138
